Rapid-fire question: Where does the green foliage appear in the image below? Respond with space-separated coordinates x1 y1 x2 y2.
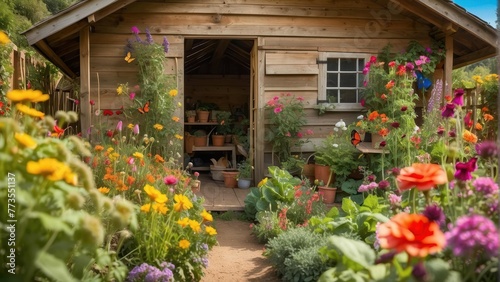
251 210 283 243
264 227 327 278
237 159 253 179
215 111 232 134
282 245 330 282
243 166 301 220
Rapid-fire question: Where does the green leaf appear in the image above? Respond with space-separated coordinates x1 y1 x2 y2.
327 235 375 270
36 251 77 282
29 212 72 235
71 254 93 279
361 194 379 212
341 197 359 218
256 198 271 211
326 206 339 217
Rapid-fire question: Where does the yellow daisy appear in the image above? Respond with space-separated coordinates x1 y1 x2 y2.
188 220 201 233
201 209 213 222
15 104 45 118
179 239 190 249
14 132 37 149
169 89 178 97
144 184 168 203
98 187 110 194
175 134 184 140
173 194 193 211
26 158 68 182
133 152 144 159
205 226 217 236
153 124 164 130
0 31 11 44
7 89 49 103
177 217 190 228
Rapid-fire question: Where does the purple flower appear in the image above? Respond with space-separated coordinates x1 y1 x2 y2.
375 251 396 264
378 180 390 190
145 28 154 44
131 26 140 35
445 214 499 258
405 62 414 71
367 174 376 182
441 103 455 118
162 36 170 53
451 88 465 106
423 204 445 226
475 141 498 159
454 158 477 181
411 262 427 282
473 177 498 195
425 47 433 53
388 193 402 206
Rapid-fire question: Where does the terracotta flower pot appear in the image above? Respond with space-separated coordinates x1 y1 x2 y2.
212 135 225 146
197 110 210 122
222 171 238 188
187 116 195 123
314 164 335 186
318 186 337 204
193 135 207 147
302 163 315 184
371 133 385 149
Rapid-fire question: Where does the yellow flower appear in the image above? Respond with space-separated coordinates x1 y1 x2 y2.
463 130 478 144
174 194 193 211
0 31 11 44
153 124 164 130
175 134 183 140
7 89 49 103
64 171 78 185
133 152 144 159
107 147 114 153
201 209 213 222
189 220 201 233
172 116 180 122
140 203 152 213
116 85 123 95
15 104 45 118
14 132 37 149
94 145 104 151
179 239 190 249
169 89 178 97
98 187 110 194
144 184 168 203
177 217 190 228
26 158 68 182
484 74 498 81
109 152 120 160
178 102 182 107
472 75 483 84
153 202 169 214
205 226 217 236
258 177 268 187
128 123 134 129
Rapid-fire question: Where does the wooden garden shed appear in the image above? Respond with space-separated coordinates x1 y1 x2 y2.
24 0 498 179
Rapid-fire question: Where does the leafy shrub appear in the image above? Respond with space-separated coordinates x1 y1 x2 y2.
264 227 326 278
251 210 283 243
283 245 330 282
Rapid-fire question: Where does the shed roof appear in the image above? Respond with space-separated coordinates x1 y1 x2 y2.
23 0 498 78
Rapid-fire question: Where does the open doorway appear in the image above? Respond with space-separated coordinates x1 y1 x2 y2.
183 38 254 180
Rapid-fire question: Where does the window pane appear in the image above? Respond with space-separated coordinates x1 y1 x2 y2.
340 73 356 87
339 89 357 103
327 58 338 71
358 74 364 87
326 89 338 103
327 73 338 87
358 58 365 70
340 58 356 71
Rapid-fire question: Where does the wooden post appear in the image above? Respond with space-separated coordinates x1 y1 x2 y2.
80 27 91 138
444 27 455 100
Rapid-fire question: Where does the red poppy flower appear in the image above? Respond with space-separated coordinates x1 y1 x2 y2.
397 163 447 191
103 109 114 116
377 213 446 258
106 130 114 137
53 125 65 137
90 100 95 106
115 110 123 115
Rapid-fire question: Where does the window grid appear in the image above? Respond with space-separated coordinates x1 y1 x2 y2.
325 58 365 104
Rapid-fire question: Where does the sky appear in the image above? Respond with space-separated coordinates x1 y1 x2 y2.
454 0 498 26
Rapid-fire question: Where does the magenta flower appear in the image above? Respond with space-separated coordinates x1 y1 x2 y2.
363 67 370 75
90 100 95 106
297 132 303 138
446 214 499 258
127 157 135 165
369 56 377 63
129 92 136 100
360 99 366 107
116 120 123 132
131 26 140 34
378 180 390 190
162 36 169 53
133 124 140 135
164 175 178 185
475 141 498 159
454 157 477 181
451 88 465 106
441 103 455 118
400 106 407 111
473 177 498 195
274 107 283 114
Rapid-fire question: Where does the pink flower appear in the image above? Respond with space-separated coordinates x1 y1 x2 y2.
194 172 200 177
116 120 123 132
285 132 291 137
388 193 402 206
274 107 283 114
129 92 136 100
273 96 279 101
131 26 140 34
133 124 140 135
164 175 178 185
370 56 377 63
297 132 303 138
297 96 304 101
306 129 314 135
90 100 95 106
127 157 135 165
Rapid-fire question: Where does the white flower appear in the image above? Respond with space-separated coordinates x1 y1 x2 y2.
413 125 420 133
333 127 339 132
357 115 364 120
335 119 346 128
94 110 101 116
332 143 339 147
342 126 347 131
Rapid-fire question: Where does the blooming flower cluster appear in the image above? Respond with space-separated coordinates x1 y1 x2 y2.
127 262 175 282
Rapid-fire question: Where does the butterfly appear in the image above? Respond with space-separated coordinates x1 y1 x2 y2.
416 71 432 90
351 129 362 147
124 52 135 63
138 101 150 114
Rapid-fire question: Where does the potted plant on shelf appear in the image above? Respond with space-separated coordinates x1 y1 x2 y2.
196 106 210 123
314 121 360 204
237 159 253 189
192 130 207 147
216 111 233 142
186 110 196 123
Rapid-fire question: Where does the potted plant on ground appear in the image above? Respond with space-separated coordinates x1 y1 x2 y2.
314 121 360 203
237 159 253 189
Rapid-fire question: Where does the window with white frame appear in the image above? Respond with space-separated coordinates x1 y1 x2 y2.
318 53 369 110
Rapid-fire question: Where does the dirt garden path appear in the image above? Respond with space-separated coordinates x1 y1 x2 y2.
201 219 280 282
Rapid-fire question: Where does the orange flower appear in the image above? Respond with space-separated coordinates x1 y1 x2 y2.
484 114 494 121
378 127 389 137
155 154 165 163
356 120 362 127
94 145 104 151
475 122 483 131
379 113 389 123
380 93 387 100
368 111 380 121
377 213 446 258
481 107 489 112
127 175 135 185
397 163 447 191
146 174 156 183
385 80 395 90
462 130 478 143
